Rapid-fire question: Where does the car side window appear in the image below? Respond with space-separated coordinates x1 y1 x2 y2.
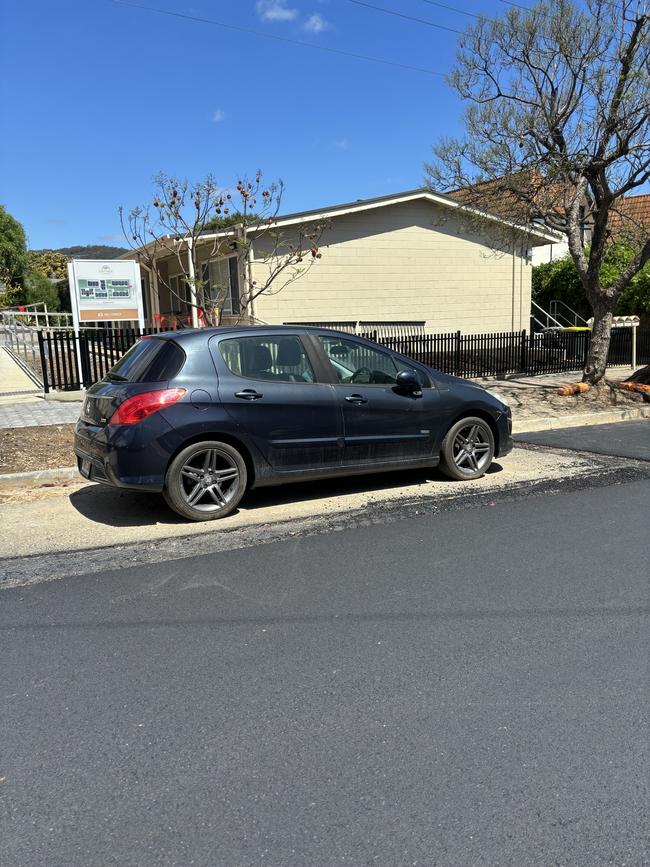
318 335 430 388
219 335 315 383
316 336 412 386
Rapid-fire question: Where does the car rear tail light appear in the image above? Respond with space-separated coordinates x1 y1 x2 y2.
109 388 186 426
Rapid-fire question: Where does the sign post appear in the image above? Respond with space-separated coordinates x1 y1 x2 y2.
68 259 144 331
67 259 145 389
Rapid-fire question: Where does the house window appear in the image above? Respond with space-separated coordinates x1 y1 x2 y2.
208 256 240 315
168 274 189 311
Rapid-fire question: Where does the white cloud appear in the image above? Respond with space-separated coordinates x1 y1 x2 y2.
213 109 226 123
256 0 298 22
333 138 350 151
303 12 330 33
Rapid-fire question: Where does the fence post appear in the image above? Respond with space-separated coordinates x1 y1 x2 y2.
520 330 528 374
454 330 461 376
78 331 91 389
37 330 50 394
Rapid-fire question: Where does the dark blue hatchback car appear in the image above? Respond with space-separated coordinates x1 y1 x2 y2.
74 326 513 521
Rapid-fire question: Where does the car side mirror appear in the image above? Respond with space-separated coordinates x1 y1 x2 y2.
395 369 422 393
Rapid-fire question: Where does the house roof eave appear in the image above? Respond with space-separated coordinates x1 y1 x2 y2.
120 188 562 260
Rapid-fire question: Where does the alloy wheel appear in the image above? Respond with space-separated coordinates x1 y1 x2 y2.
451 423 492 475
179 448 240 512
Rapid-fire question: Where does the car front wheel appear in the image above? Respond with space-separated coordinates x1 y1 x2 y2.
163 440 248 521
438 417 495 481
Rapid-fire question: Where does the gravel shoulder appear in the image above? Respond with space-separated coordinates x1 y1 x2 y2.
2 444 648 588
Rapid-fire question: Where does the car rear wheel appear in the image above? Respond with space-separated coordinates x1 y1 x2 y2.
438 417 495 481
163 440 247 521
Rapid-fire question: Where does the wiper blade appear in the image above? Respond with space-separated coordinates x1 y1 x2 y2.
105 372 128 382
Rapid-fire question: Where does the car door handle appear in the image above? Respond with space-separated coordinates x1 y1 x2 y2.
344 394 368 405
235 389 263 400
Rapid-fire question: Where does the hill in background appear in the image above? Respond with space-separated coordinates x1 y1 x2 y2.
34 244 128 260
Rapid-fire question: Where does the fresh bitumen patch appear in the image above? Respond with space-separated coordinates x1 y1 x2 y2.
2 453 648 590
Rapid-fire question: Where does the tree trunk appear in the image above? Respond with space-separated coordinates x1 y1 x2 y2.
583 299 613 385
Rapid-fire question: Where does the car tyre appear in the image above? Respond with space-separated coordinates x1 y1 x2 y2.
439 416 495 481
163 440 248 521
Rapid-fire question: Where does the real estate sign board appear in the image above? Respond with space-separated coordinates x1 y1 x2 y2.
68 259 144 329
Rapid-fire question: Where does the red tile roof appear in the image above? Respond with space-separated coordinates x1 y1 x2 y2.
611 193 650 232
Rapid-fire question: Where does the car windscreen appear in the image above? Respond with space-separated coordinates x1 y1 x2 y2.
106 338 185 383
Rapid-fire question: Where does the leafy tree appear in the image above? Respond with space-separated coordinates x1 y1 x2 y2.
427 0 650 384
27 250 70 311
0 212 70 310
23 270 60 310
0 205 28 291
600 243 650 317
120 173 325 327
0 283 21 309
27 250 68 280
533 243 650 320
533 256 587 319
55 278 71 312
202 211 258 233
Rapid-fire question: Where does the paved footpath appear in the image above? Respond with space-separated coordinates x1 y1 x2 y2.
0 347 41 402
0 399 82 429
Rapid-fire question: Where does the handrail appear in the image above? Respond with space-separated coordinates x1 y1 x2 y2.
531 300 563 329
550 299 589 328
0 307 73 329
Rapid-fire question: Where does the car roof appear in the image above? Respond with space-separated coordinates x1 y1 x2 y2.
155 324 358 344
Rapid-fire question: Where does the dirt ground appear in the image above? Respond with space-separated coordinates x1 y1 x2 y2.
484 376 648 419
0 424 76 474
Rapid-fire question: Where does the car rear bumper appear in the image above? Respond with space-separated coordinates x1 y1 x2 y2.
74 415 177 492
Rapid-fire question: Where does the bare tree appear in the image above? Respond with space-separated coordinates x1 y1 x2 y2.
120 172 326 327
426 0 650 384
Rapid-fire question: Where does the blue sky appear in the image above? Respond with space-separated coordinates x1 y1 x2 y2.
2 0 514 249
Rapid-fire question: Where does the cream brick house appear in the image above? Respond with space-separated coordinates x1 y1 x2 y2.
127 189 558 335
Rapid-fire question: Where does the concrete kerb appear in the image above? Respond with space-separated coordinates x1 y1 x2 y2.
0 406 648 493
0 466 80 490
513 405 650 433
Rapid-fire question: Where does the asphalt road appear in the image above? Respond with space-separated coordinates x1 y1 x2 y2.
2 471 649 867
516 418 650 461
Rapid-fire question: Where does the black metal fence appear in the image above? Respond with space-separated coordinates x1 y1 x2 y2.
378 328 650 378
38 328 165 392
37 326 650 393
377 329 581 378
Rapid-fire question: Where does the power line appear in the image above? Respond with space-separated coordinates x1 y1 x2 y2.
418 0 490 19
110 0 446 76
412 0 630 66
345 0 463 34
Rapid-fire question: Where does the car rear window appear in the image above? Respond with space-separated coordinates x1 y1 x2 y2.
107 338 185 383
